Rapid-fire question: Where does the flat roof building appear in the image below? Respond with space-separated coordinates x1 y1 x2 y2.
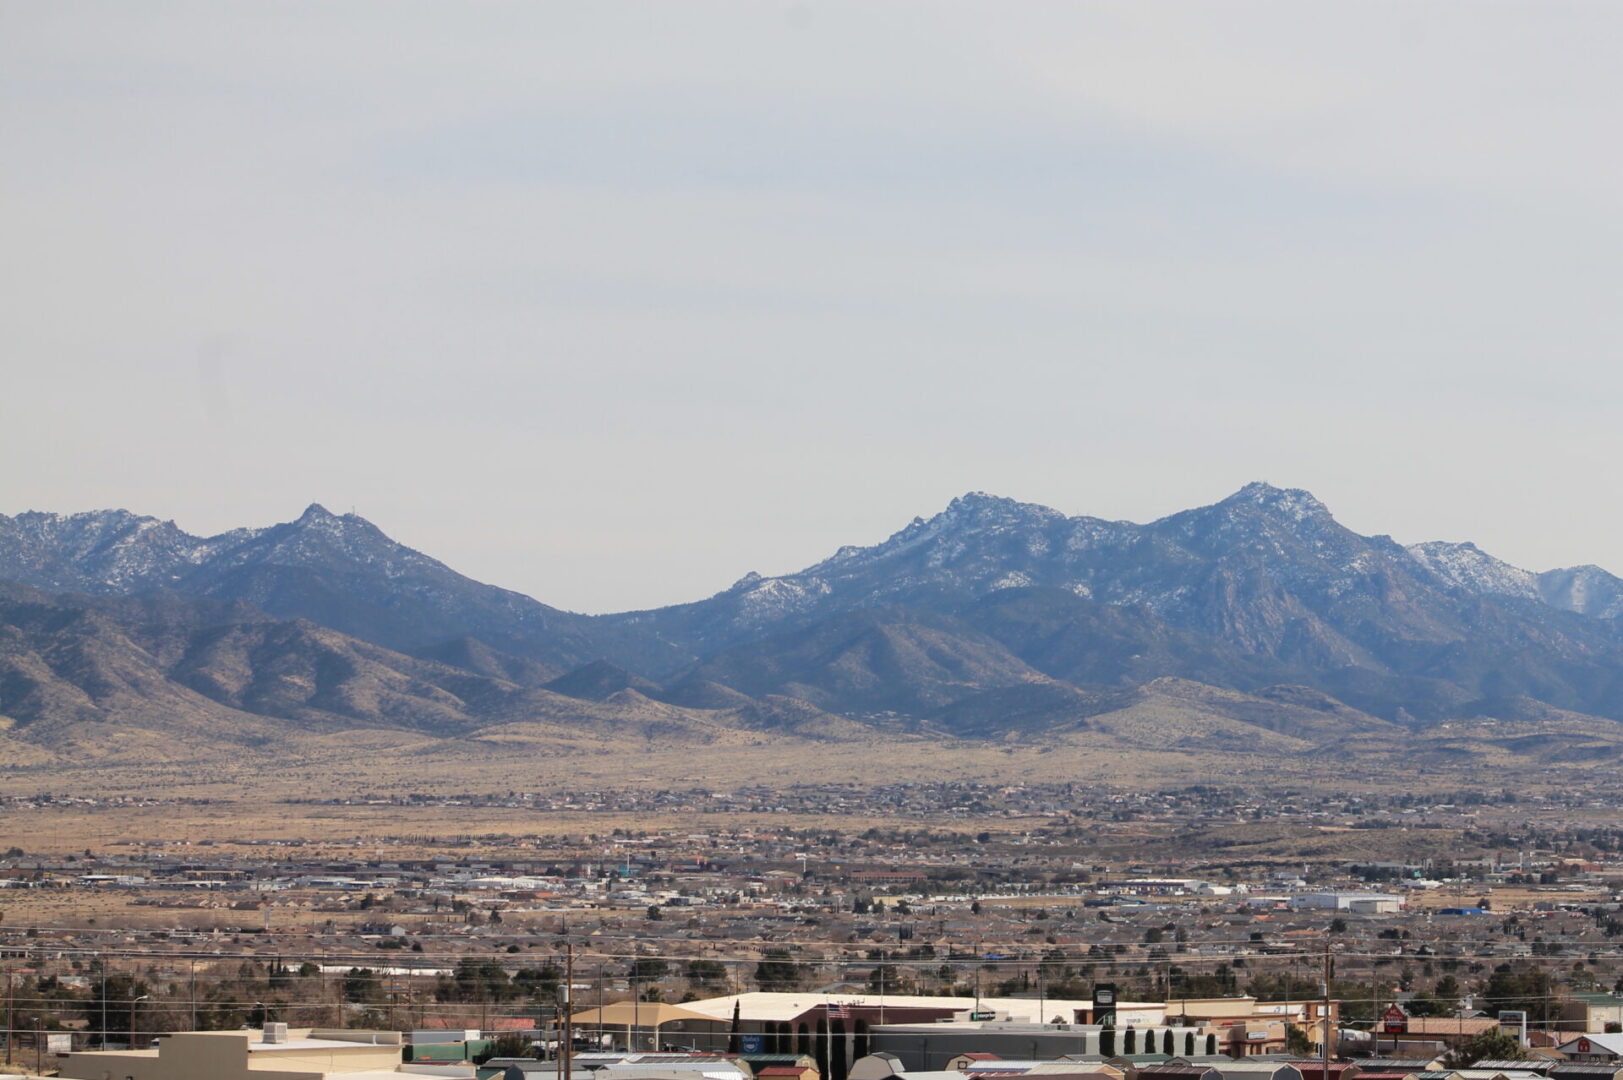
55 1027 457 1080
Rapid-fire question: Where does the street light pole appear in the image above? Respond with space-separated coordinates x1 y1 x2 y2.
131 995 149 1050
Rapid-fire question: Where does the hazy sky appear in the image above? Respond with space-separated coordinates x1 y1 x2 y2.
4 3 1621 613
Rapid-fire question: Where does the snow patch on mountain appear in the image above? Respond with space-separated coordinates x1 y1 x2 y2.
1226 481 1332 523
1405 540 1539 599
1539 564 1623 620
735 576 830 622
816 492 1069 575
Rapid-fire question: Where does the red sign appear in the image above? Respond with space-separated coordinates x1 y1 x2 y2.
1579 1039 1592 1054
1382 1005 1409 1034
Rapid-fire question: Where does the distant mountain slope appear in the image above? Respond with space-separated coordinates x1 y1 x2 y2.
674 607 1052 716
4 578 1622 769
412 636 559 687
542 659 662 701
0 582 505 743
0 584 898 764
602 484 1623 722
1538 564 1623 620
952 586 1297 690
10 484 1623 741
0 505 683 676
1079 677 1399 753
1405 540 1540 600
925 681 1108 738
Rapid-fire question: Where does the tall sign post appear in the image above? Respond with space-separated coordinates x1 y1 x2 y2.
1093 984 1117 1028
1381 1004 1409 1055
1499 1010 1528 1049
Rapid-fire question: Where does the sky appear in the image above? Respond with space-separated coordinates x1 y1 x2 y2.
3 2 1622 614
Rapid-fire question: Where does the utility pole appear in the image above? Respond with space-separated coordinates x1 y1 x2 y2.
5 966 13 1066
561 945 574 1080
1322 944 1333 1071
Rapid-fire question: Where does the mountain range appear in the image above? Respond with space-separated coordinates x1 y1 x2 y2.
5 483 1623 765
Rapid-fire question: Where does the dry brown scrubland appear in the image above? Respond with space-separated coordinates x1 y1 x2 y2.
7 728 1398 802
0 701 1612 858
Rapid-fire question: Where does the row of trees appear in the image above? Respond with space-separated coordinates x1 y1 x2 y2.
0 948 1597 1044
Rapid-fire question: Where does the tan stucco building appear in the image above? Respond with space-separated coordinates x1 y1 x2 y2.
56 1027 470 1080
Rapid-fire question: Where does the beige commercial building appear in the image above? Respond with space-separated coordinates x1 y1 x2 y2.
1561 995 1623 1034
56 1027 473 1080
1163 998 1339 1057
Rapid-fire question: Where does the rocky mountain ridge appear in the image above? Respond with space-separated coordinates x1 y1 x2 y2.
600 484 1623 723
0 504 673 676
6 485 1623 754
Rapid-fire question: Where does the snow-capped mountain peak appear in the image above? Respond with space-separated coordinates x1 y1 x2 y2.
1405 540 1539 600
1539 563 1623 620
1221 481 1333 523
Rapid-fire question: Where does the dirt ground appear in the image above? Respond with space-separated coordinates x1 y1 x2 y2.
1404 884 1612 909
0 800 1029 856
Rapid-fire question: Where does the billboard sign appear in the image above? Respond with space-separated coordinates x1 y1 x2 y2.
1382 1005 1408 1034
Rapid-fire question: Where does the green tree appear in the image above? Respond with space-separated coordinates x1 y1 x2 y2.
685 959 729 988
1482 962 1557 1028
1407 974 1462 1018
1445 1029 1526 1068
87 973 150 1047
630 957 669 982
867 964 915 995
437 958 519 1003
755 949 801 992
343 968 386 1005
514 966 562 1002
482 1032 535 1063
1172 963 1238 997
